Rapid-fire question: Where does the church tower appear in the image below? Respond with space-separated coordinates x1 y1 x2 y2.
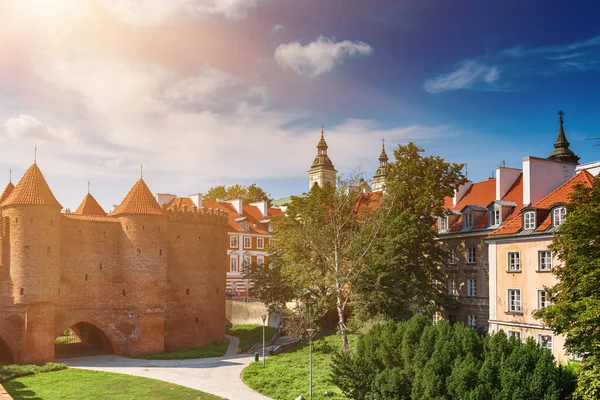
371 140 389 192
308 127 337 190
548 110 580 164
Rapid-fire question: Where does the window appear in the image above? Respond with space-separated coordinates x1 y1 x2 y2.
230 236 238 248
240 221 249 231
467 314 477 328
538 251 552 271
448 249 456 265
257 255 265 266
553 207 567 227
508 330 521 341
508 289 522 313
268 238 275 246
439 217 448 232
538 334 553 352
467 247 476 263
492 209 502 225
524 211 536 230
257 238 264 249
468 279 477 297
230 255 239 273
268 223 274 233
465 213 473 228
508 252 521 272
448 279 458 297
538 290 551 309
433 312 441 324
243 237 252 249
243 253 251 266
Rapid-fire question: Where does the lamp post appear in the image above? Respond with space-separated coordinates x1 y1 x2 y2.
306 328 316 400
261 314 267 367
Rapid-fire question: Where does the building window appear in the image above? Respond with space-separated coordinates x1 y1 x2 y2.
538 290 550 309
524 211 536 230
230 255 239 273
508 289 522 313
159 249 163 256
538 251 552 271
240 221 249 231
257 255 265 266
467 247 476 263
492 209 501 226
448 279 457 297
538 334 553 352
465 213 473 228
508 330 521 341
433 312 441 324
448 249 456 265
230 236 238 248
467 314 477 328
553 207 567 227
186 288 190 295
268 223 274 233
439 217 448 232
243 237 252 249
243 253 251 266
468 279 477 297
269 238 275 246
508 252 521 272
257 238 264 249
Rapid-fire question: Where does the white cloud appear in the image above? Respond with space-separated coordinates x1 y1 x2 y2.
424 61 500 93
273 24 284 33
275 36 373 77
2 115 71 141
100 0 264 25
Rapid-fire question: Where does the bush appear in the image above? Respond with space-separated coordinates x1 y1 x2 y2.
330 315 577 400
0 362 67 383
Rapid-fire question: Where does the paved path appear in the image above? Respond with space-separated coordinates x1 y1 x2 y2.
60 337 270 400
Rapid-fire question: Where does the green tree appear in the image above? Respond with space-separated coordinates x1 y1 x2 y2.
244 183 270 204
204 185 228 201
352 143 466 323
534 175 600 399
203 183 272 205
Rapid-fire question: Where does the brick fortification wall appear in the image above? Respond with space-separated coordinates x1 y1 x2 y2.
0 203 229 363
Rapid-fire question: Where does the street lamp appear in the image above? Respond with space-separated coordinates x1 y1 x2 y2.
261 314 267 367
306 328 316 400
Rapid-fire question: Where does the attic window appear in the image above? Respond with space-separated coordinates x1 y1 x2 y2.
491 209 501 226
268 223 274 232
553 207 566 227
465 213 473 229
524 211 536 230
439 217 448 232
240 221 249 231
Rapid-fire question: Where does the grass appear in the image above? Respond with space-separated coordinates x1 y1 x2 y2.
0 362 66 383
227 324 278 353
4 369 225 400
144 341 229 360
242 333 356 400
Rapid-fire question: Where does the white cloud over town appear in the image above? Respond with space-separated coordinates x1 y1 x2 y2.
275 36 373 77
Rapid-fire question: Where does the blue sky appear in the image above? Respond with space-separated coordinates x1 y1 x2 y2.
0 0 599 210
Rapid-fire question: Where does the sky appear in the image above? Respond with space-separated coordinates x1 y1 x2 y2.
1 0 600 211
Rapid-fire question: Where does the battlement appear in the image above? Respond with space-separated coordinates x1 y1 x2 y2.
163 204 229 226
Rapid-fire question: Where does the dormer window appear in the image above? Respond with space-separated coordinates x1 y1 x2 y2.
268 222 274 232
240 221 249 231
491 209 501 226
465 213 473 229
439 217 448 232
524 211 536 230
553 207 566 227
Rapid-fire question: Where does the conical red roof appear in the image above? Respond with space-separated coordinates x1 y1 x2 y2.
0 164 61 208
111 179 165 216
0 182 15 204
74 193 106 216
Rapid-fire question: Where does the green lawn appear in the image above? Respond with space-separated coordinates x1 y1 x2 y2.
4 369 225 400
144 341 229 360
0 363 66 383
242 333 355 400
227 324 278 353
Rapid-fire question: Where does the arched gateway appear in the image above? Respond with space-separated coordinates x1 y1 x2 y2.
54 321 114 359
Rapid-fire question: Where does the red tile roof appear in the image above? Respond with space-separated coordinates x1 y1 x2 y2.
0 163 61 208
453 179 496 210
491 170 595 236
0 182 14 204
111 179 165 216
74 193 106 216
62 214 120 223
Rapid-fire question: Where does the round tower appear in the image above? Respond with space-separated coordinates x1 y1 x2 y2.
0 163 62 305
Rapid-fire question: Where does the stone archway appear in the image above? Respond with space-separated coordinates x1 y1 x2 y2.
54 321 115 359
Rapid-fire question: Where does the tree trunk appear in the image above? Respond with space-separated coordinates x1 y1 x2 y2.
336 291 349 351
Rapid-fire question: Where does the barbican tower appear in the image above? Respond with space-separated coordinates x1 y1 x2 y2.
308 127 337 189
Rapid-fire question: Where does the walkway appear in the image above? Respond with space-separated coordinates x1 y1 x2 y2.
61 335 270 400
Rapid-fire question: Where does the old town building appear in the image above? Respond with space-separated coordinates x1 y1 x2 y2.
0 162 229 364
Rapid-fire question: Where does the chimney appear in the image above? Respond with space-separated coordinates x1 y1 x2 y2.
190 193 203 209
522 156 576 205
227 199 243 215
156 193 177 207
250 200 268 218
495 166 521 200
453 182 473 206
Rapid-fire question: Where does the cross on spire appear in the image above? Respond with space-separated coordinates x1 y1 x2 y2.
87 180 90 194
9 168 11 183
34 145 37 164
321 124 325 139
140 163 143 179
558 109 565 123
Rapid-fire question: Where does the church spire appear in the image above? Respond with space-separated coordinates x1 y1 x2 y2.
372 139 389 191
548 110 580 164
308 125 337 189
